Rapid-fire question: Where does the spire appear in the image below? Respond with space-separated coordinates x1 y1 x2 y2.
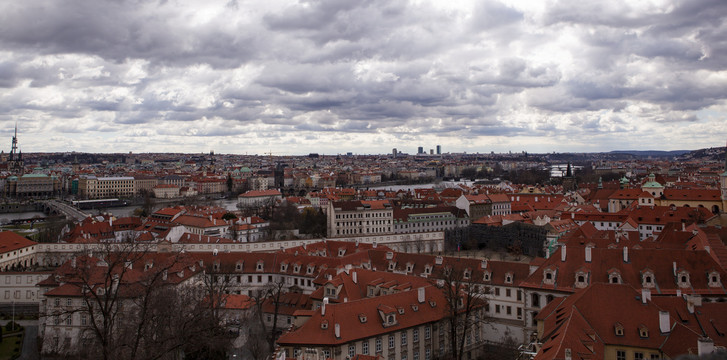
566 162 572 177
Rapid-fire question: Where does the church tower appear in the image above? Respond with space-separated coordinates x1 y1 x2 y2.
7 124 23 174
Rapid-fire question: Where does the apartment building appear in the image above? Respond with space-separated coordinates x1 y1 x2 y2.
327 200 394 237
78 176 135 199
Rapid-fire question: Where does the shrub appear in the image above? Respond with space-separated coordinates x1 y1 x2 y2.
5 321 21 332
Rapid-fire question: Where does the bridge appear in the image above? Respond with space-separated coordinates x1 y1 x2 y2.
39 200 89 222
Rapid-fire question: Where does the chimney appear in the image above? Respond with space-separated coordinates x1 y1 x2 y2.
698 337 715 356
435 256 443 265
481 259 488 269
585 246 592 263
641 288 651 304
386 252 393 260
659 311 670 333
672 262 677 276
372 242 377 248
418 287 426 303
676 289 682 297
109 218 113 227
561 245 567 262
623 246 629 263
162 270 168 281
682 222 685 231
571 212 575 219
322 297 328 316
564 348 572 360
352 271 357 284
334 323 341 338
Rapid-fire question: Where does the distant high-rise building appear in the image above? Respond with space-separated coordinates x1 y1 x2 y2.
418 146 423 154
392 148 397 157
436 145 441 155
430 149 434 155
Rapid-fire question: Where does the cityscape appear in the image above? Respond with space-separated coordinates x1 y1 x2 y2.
0 127 725 359
2 0 727 360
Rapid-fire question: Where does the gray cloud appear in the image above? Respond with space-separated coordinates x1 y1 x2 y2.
0 0 725 154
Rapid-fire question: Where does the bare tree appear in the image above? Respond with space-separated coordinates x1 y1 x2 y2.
433 265 489 360
251 276 287 353
42 243 228 360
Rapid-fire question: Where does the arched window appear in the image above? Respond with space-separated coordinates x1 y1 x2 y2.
532 293 540 308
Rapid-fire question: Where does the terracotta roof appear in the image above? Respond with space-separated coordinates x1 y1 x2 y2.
0 231 36 254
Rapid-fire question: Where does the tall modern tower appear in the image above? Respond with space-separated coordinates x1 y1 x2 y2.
417 146 424 154
436 145 441 155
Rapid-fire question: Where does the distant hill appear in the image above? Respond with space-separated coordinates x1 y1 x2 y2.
674 146 727 162
608 150 692 158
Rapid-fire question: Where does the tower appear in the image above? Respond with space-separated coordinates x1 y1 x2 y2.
8 124 23 174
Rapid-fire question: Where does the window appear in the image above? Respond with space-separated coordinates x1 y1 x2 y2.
349 345 355 358
425 348 431 360
401 331 408 346
495 305 500 314
425 326 431 340
650 355 660 360
54 298 60 306
517 290 522 301
616 350 626 360
495 288 500 296
81 314 87 326
413 328 419 342
506 289 511 297
66 315 72 325
389 335 395 349
362 341 369 355
323 350 330 359
67 298 72 306
376 338 382 353
634 352 644 360
506 306 512 315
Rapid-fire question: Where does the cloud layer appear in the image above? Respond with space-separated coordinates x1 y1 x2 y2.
1 0 726 154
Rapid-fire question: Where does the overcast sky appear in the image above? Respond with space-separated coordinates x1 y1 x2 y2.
1 0 726 155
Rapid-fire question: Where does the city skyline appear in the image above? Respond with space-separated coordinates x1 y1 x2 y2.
1 0 726 155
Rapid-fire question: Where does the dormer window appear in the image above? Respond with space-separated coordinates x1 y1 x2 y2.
483 271 491 282
256 261 264 272
397 307 405 315
642 270 655 289
708 271 721 288
280 263 288 272
677 271 690 288
638 325 649 338
338 249 346 257
321 320 328 329
609 271 622 284
406 263 414 273
424 265 432 275
359 314 367 323
543 269 556 285
387 314 395 324
505 272 513 284
463 269 471 280
614 323 624 336
411 305 418 312
294 265 301 273
235 261 243 271
575 271 588 288
307 265 314 274
213 262 220 271
388 261 396 271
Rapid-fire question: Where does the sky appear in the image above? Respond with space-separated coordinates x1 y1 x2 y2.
1 0 726 156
